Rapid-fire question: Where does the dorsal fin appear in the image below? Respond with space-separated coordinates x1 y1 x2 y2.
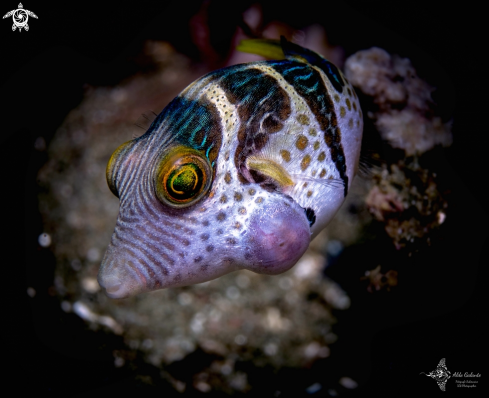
236 38 285 60
237 36 345 92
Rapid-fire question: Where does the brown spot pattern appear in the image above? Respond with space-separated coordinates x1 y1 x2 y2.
301 154 311 171
296 135 308 151
280 149 291 162
296 114 310 125
216 212 226 221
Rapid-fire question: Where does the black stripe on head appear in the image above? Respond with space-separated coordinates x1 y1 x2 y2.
280 36 345 93
271 60 348 196
214 67 291 183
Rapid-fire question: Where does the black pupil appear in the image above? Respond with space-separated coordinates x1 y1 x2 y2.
167 163 203 200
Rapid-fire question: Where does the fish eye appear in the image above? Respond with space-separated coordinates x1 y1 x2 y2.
155 145 212 208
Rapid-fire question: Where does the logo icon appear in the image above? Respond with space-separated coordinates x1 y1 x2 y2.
3 3 37 32
420 358 452 391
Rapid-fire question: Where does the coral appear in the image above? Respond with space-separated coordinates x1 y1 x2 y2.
345 47 452 156
365 160 448 249
345 48 450 250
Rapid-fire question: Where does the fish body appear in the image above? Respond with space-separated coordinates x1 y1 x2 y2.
98 37 363 298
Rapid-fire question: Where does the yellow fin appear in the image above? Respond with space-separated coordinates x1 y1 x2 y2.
246 156 294 187
236 39 285 60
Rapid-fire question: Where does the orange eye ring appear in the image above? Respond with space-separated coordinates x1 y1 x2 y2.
154 145 212 208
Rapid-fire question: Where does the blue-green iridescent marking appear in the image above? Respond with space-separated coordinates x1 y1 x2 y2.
143 96 222 167
280 36 345 93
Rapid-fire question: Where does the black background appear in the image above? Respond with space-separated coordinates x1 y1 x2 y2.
1 1 485 396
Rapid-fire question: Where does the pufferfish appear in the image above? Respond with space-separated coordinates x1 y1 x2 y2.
98 37 363 298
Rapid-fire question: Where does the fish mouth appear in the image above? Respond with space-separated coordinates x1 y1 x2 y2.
98 248 149 299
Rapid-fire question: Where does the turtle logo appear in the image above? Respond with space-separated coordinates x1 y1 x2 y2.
3 3 38 32
420 358 452 391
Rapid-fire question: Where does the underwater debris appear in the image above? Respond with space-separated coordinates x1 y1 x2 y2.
361 265 398 293
365 159 448 249
345 47 451 250
345 47 452 156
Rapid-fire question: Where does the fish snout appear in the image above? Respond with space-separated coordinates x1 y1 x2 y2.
244 200 311 275
98 246 149 299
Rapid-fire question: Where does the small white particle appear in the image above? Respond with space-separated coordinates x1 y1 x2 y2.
221 363 232 375
38 233 51 248
72 301 123 334
304 342 320 358
226 286 240 300
26 287 36 298
195 382 211 393
306 383 321 394
111 88 127 103
60 301 71 312
190 312 206 334
173 380 186 393
81 277 100 293
114 357 125 368
98 315 123 335
293 255 323 279
326 240 343 256
264 343 278 356
278 277 293 290
235 274 250 288
437 211 446 225
324 284 351 310
178 292 193 306
339 377 358 389
235 334 247 345
71 259 82 271
87 248 100 262
73 301 97 322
